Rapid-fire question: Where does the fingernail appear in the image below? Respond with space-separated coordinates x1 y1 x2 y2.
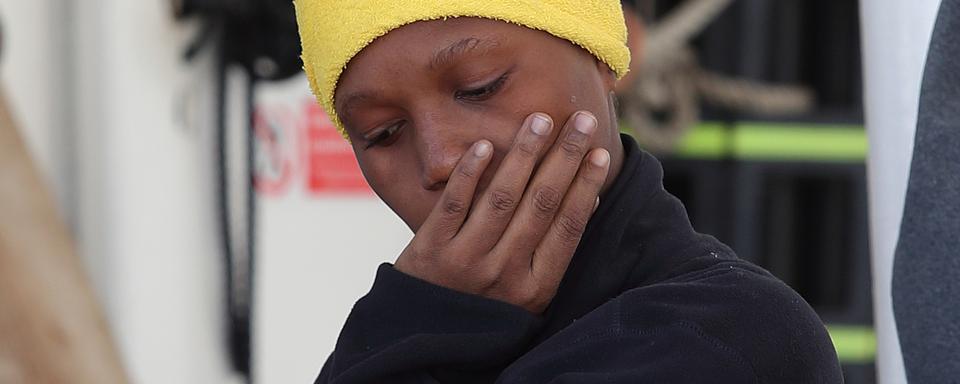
530 114 552 136
574 112 597 135
594 197 600 211
475 141 492 157
590 149 610 167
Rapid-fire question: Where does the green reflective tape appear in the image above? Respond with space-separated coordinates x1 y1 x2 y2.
827 325 876 364
622 121 867 162
675 122 730 159
732 123 867 162
620 122 732 159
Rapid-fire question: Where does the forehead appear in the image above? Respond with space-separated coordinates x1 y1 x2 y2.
334 18 567 115
338 18 544 84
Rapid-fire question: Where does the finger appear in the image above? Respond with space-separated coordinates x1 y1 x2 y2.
532 148 610 284
421 140 494 240
457 113 554 246
493 111 599 264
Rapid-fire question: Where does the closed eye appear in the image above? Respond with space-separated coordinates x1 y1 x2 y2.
455 73 509 102
363 121 404 150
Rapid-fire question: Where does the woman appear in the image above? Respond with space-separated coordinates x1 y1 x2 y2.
294 1 842 383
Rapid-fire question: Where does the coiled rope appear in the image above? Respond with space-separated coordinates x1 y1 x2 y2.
619 0 815 153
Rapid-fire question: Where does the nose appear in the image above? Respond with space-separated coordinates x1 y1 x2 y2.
419 142 464 191
415 117 471 191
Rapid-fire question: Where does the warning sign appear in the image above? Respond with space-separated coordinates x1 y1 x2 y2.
302 101 372 195
253 106 296 197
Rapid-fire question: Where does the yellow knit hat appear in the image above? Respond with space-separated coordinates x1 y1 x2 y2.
294 0 631 138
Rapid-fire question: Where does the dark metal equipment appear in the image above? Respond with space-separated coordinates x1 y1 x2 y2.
172 1 301 381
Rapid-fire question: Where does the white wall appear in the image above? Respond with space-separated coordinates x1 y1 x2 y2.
860 0 942 382
0 0 70 212
71 1 240 383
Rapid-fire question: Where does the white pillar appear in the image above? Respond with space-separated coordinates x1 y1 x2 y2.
0 0 71 214
859 1 941 382
71 1 241 382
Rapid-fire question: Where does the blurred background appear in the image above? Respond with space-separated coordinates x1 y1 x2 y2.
0 0 946 383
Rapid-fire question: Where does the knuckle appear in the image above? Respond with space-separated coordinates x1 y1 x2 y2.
580 167 606 187
532 186 562 218
488 189 518 214
473 264 505 292
407 242 440 267
515 140 540 157
456 163 478 179
516 284 549 312
555 212 588 241
444 251 472 273
442 198 468 216
433 222 460 239
559 140 585 160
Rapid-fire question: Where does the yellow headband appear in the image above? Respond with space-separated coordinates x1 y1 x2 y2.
294 0 631 138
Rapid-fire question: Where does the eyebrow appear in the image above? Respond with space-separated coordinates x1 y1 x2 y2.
336 91 372 132
430 37 500 70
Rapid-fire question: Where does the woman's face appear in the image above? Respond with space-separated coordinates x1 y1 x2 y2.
335 17 622 231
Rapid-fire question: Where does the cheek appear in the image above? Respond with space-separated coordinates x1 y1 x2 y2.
514 65 597 122
549 71 615 143
355 153 436 230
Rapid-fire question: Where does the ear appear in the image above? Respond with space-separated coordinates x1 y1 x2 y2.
606 89 619 128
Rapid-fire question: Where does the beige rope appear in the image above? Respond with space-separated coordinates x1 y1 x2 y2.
619 0 815 154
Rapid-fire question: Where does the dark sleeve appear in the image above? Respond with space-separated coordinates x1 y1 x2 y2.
498 264 843 384
315 263 542 384
494 298 758 384
501 332 759 384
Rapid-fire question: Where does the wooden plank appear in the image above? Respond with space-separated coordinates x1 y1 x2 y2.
0 86 128 384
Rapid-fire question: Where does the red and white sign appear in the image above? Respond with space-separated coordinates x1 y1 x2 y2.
253 95 373 198
253 106 296 196
301 101 372 195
